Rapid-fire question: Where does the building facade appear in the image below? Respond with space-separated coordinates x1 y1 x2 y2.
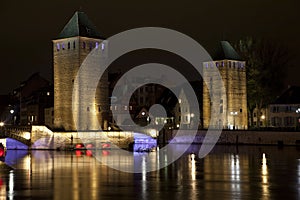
268 86 300 129
203 41 248 130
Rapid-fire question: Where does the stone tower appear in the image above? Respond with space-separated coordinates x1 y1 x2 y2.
203 41 248 130
53 11 109 131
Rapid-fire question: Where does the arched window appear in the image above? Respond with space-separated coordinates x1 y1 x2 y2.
95 42 99 49
56 43 60 51
62 43 65 50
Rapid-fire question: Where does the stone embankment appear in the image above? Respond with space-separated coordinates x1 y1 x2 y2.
161 130 300 146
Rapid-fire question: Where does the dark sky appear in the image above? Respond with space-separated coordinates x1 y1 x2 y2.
0 0 299 94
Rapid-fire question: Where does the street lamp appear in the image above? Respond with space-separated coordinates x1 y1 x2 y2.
230 111 238 130
0 122 4 127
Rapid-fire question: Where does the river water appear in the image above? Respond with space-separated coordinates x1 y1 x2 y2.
0 145 300 200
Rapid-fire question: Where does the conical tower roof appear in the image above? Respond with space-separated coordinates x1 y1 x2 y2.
57 11 104 39
211 41 241 60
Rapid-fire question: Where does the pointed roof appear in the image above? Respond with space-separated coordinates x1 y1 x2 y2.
211 41 241 61
56 11 104 39
272 86 300 104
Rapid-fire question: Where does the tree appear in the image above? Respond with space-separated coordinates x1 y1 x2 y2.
235 37 290 128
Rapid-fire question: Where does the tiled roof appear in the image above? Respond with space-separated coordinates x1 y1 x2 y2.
272 86 300 104
57 11 104 39
211 41 241 60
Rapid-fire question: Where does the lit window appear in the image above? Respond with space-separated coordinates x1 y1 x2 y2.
101 43 105 50
56 43 60 51
62 43 65 50
95 42 99 49
124 106 128 110
129 106 133 110
47 92 50 96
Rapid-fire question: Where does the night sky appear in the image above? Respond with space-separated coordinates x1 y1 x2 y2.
0 0 299 94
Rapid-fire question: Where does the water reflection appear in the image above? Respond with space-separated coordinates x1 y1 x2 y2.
298 159 300 197
8 171 13 200
0 145 299 199
261 153 270 200
230 154 241 196
189 153 197 200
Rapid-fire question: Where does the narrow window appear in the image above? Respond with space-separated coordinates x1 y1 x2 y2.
82 42 86 49
95 42 99 49
56 43 60 51
220 105 223 113
73 41 76 49
62 43 65 50
68 42 70 49
87 107 90 112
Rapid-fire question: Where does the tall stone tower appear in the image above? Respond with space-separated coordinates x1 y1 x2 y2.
53 11 109 131
203 41 248 130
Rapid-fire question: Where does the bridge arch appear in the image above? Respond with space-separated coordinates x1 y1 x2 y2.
0 126 31 147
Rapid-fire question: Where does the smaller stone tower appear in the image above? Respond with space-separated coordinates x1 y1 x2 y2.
203 41 248 130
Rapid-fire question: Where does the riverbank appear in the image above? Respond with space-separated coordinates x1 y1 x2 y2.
160 129 300 146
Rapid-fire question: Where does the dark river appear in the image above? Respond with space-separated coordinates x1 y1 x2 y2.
0 145 300 200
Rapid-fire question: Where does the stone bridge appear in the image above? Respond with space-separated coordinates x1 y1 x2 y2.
0 125 32 146
0 125 156 150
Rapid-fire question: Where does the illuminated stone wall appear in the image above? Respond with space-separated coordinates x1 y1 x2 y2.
31 126 133 149
203 60 248 129
53 37 109 131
